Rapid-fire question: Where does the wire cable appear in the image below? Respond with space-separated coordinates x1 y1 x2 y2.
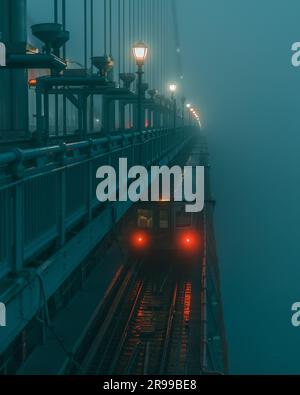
109 0 112 56
104 0 107 55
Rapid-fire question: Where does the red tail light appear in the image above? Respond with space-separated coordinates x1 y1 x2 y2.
178 231 200 252
131 231 150 249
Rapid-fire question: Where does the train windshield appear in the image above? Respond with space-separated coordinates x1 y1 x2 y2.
159 210 169 229
176 207 192 228
137 209 153 228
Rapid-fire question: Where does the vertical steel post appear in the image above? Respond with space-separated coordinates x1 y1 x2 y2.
36 87 43 144
119 102 125 131
102 97 110 133
200 209 208 372
54 0 59 136
89 0 94 133
59 170 66 247
44 92 49 144
83 95 88 138
62 0 67 135
54 0 58 22
84 0 87 71
171 93 177 130
14 182 24 272
0 0 28 138
137 65 143 132
87 158 93 222
181 97 186 126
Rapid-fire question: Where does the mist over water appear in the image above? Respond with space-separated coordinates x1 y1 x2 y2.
178 0 300 374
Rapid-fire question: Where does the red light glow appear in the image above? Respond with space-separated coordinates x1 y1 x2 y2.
131 231 149 249
184 235 193 247
177 231 200 252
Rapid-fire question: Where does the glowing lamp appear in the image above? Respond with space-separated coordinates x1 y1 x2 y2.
28 78 37 87
169 83 177 93
132 41 148 66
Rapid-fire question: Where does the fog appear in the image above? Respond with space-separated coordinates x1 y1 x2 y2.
27 0 300 374
178 0 300 374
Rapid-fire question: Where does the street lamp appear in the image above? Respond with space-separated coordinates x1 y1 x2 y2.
169 83 177 98
186 103 192 125
133 41 148 132
169 83 177 129
133 41 148 66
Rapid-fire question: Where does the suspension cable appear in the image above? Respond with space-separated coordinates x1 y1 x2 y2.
84 0 87 70
171 0 184 80
62 0 66 58
104 0 107 55
109 0 112 56
54 0 58 23
90 0 94 72
118 0 121 83
122 0 125 72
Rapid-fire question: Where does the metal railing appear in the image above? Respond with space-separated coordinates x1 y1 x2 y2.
0 126 194 280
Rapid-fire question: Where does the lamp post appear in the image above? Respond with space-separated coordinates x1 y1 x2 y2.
169 83 177 129
186 103 191 125
132 41 148 132
181 96 186 125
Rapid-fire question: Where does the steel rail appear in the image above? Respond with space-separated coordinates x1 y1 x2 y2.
200 209 208 372
107 280 146 375
79 264 143 374
158 283 179 374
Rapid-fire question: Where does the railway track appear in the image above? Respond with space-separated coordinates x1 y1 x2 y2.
75 258 193 375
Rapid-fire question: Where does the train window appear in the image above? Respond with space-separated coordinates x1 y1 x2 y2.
137 209 153 228
176 207 192 228
159 210 169 229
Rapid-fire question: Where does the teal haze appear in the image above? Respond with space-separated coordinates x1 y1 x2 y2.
178 0 300 374
27 0 300 374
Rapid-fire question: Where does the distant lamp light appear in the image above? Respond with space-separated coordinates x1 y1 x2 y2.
28 78 37 87
132 41 148 66
169 83 177 93
186 103 191 109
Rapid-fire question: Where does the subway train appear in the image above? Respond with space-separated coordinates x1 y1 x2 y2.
121 140 208 261
129 200 203 257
